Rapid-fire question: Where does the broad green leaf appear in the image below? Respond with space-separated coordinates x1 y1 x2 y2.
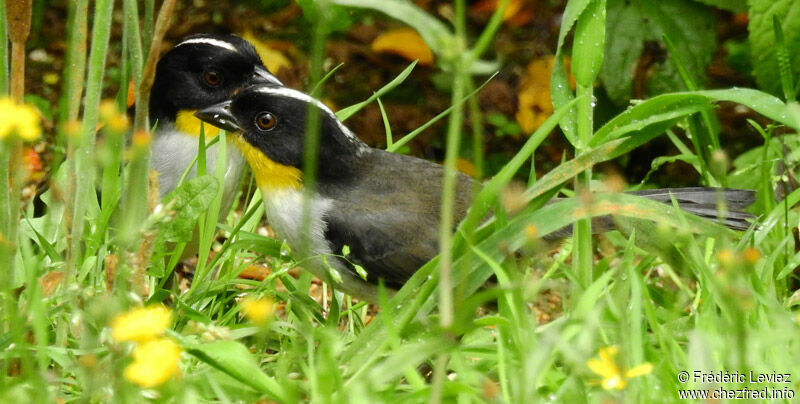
160 175 220 242
185 340 289 402
696 88 798 129
591 89 796 151
296 0 352 33
228 232 283 258
600 0 716 105
551 0 594 140
748 0 800 97
572 0 607 87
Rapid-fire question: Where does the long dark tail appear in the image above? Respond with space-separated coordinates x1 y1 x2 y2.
544 187 756 240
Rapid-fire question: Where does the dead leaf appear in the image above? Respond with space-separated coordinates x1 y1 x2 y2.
126 78 135 108
455 157 475 177
471 0 531 27
105 254 118 292
23 147 43 181
515 55 575 134
239 264 271 281
371 27 434 66
39 271 65 297
240 30 292 74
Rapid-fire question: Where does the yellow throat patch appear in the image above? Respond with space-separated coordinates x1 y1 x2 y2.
232 135 302 191
176 109 221 139
177 109 302 190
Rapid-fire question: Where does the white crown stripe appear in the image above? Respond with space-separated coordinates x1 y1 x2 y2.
176 38 238 52
251 86 360 141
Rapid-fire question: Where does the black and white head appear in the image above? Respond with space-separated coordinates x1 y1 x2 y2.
149 34 282 125
195 84 367 178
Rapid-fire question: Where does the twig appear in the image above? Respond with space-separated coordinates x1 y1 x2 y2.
134 0 177 133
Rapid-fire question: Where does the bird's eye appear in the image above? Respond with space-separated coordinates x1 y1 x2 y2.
255 112 277 131
203 70 222 86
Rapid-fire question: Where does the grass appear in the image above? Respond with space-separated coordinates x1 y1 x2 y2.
2 0 800 402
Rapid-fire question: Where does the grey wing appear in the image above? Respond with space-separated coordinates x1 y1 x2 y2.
321 151 475 287
323 200 441 287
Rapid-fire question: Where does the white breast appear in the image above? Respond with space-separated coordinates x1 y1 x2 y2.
260 188 333 257
260 188 381 301
151 126 246 217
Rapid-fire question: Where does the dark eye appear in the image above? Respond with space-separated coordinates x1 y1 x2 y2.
203 70 222 86
255 112 277 131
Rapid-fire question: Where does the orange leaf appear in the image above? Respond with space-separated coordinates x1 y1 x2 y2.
371 27 434 66
240 30 292 74
515 55 576 134
39 271 65 297
23 147 41 173
238 264 271 281
455 158 476 177
126 78 135 109
472 0 533 27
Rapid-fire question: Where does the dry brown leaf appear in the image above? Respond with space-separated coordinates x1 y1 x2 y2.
238 264 271 281
127 78 136 108
39 271 65 297
241 30 292 74
105 254 118 292
371 27 434 66
455 157 476 177
515 55 576 134
471 0 531 27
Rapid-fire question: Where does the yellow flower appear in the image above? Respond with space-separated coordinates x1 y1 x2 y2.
0 98 42 141
587 346 653 390
99 100 129 133
111 305 172 343
123 337 181 388
716 248 736 268
240 296 275 325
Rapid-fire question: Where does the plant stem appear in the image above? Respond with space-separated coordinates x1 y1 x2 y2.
67 0 114 273
574 83 593 287
0 0 7 94
55 0 87 166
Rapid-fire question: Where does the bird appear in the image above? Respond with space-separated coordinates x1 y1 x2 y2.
194 84 755 302
149 33 283 217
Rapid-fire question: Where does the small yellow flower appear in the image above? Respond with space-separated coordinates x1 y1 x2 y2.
587 346 653 390
240 296 275 325
99 100 129 133
525 224 538 240
743 247 760 265
0 98 42 141
123 337 181 388
111 305 172 343
132 129 150 148
716 248 736 268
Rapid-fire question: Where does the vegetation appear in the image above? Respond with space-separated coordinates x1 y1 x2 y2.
2 0 800 402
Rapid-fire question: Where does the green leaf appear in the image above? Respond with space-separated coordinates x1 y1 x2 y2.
600 0 716 105
185 340 288 402
160 175 220 242
551 0 594 140
748 0 800 97
336 61 417 121
591 88 797 150
296 0 352 33
572 0 607 87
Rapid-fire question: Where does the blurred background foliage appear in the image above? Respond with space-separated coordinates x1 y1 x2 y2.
20 0 795 200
